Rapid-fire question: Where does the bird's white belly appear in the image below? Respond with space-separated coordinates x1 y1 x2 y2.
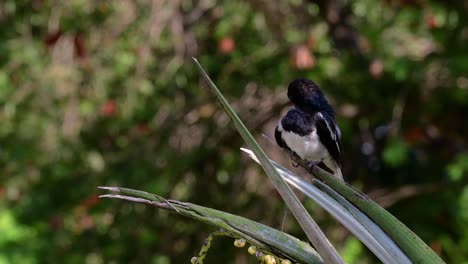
281 129 329 161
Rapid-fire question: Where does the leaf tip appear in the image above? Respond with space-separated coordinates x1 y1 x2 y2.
240 147 252 155
98 186 121 192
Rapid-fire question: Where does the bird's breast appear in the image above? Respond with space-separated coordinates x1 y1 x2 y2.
279 125 328 160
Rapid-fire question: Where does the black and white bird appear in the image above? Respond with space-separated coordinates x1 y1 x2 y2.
275 78 343 180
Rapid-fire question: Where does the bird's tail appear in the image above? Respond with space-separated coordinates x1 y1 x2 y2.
334 167 344 181
325 159 344 181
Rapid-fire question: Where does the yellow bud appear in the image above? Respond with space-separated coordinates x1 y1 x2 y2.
281 259 292 264
264 255 276 264
248 245 257 255
234 238 246 248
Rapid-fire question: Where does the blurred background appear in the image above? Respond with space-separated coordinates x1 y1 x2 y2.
1 0 467 263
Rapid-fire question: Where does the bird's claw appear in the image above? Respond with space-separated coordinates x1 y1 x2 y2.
306 160 320 171
291 161 299 167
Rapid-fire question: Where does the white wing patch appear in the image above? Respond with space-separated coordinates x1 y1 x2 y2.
335 123 341 139
317 112 340 152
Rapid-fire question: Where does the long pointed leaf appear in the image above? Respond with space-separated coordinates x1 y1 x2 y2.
312 180 411 264
309 167 444 263
99 186 323 264
192 58 344 263
241 148 411 264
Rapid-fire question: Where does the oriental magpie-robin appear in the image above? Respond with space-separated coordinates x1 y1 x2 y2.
275 78 343 180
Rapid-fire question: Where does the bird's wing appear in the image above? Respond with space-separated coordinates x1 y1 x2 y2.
314 112 341 166
274 124 291 151
275 108 315 157
280 108 315 136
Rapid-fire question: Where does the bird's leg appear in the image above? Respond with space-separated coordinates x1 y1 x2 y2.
305 160 319 171
305 159 323 171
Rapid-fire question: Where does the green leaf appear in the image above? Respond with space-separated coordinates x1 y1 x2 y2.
309 166 445 264
446 152 468 181
99 186 323 264
192 58 344 264
383 137 409 167
241 147 411 264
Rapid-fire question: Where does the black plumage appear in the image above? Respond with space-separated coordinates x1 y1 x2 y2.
313 112 341 167
274 125 290 151
287 78 335 117
280 108 315 137
275 78 343 180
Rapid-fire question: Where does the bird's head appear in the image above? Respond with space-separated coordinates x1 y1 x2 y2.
287 78 334 116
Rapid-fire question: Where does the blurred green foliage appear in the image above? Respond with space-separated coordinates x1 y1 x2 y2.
0 0 467 263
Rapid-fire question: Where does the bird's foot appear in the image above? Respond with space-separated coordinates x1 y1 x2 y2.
305 160 321 171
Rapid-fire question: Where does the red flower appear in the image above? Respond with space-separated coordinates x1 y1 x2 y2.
426 15 438 30
290 45 315 70
218 37 235 54
101 100 118 117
